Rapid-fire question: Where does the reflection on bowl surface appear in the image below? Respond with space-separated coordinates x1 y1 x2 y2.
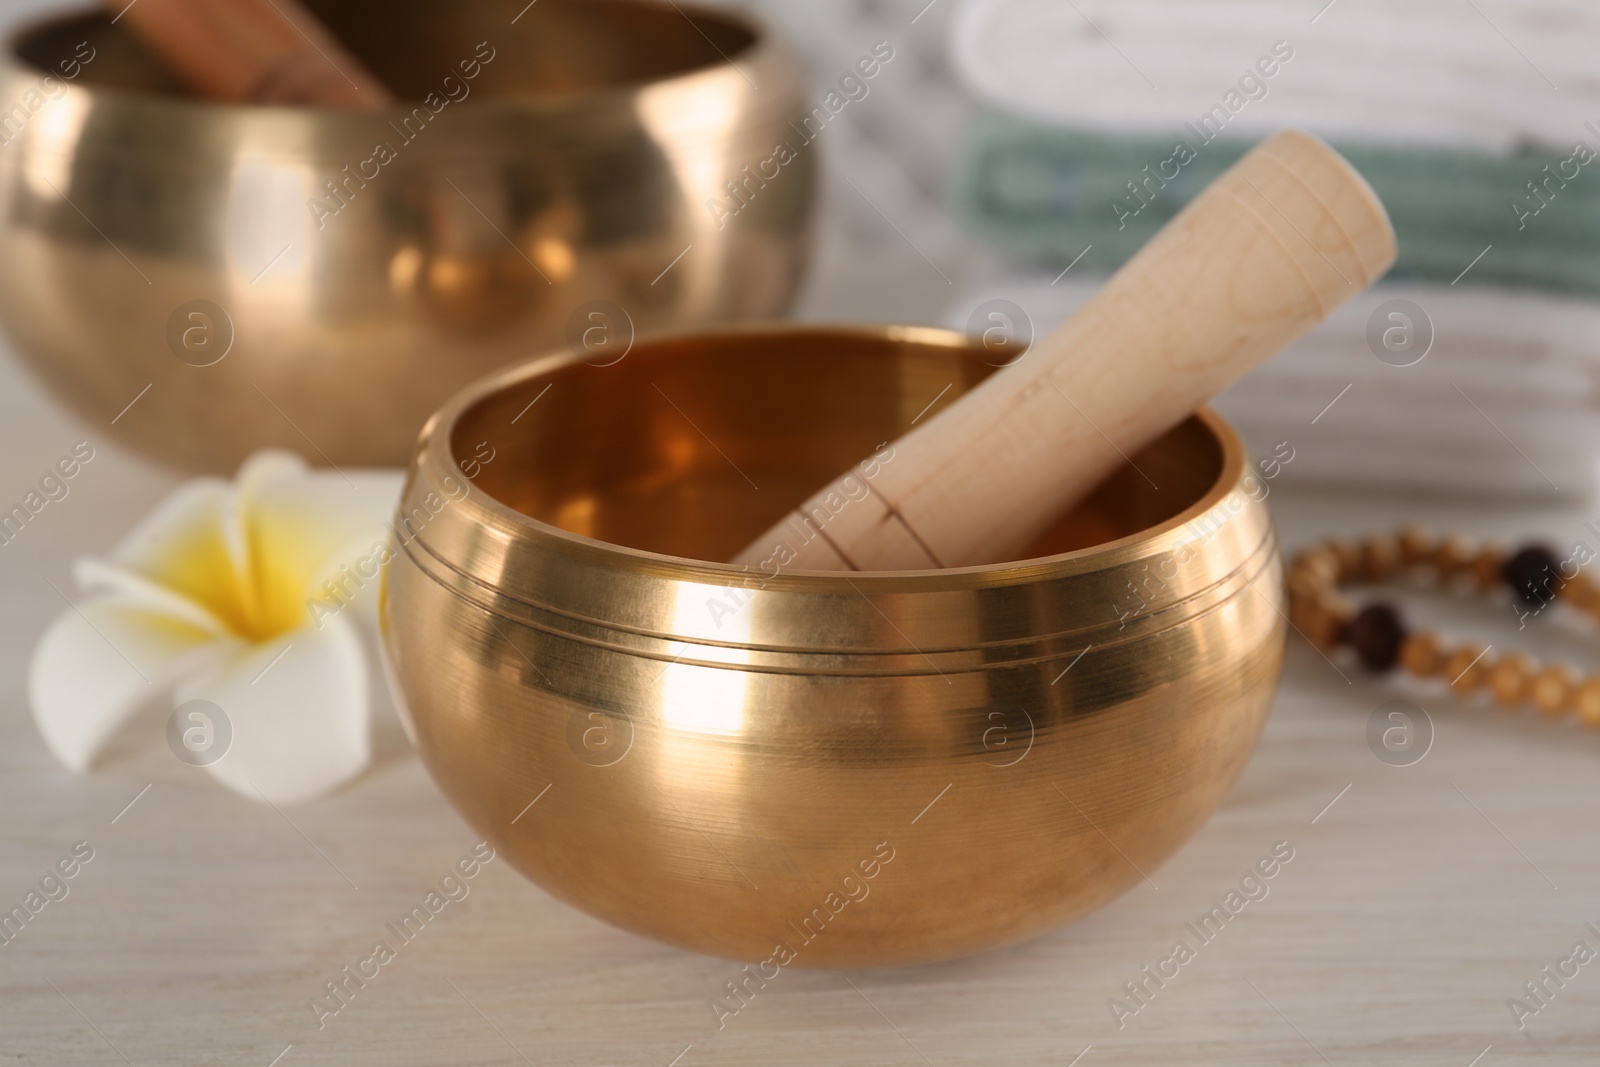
0 1 813 471
381 326 1286 967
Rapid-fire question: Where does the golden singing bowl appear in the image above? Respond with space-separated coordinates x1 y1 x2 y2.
382 326 1286 967
0 1 813 473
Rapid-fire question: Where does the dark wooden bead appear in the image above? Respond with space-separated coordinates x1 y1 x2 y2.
1502 544 1560 607
1344 603 1407 673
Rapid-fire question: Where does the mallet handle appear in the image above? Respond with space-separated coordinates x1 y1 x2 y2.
734 130 1396 571
107 0 392 108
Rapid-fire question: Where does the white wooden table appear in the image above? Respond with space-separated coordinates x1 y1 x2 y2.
3 326 1599 1066
4 0 1599 1057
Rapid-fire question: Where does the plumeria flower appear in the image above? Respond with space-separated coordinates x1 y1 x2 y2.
29 451 404 805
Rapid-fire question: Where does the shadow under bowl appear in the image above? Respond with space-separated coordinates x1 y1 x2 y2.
0 0 813 472
381 325 1286 967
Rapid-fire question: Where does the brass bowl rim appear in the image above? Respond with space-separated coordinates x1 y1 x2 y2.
411 322 1252 592
4 0 776 118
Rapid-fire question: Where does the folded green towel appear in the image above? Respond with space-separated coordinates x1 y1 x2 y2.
956 114 1600 295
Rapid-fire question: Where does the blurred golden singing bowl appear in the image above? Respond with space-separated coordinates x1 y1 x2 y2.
381 326 1286 966
0 1 813 473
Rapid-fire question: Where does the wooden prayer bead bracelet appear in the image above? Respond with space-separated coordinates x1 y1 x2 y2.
1286 527 1600 725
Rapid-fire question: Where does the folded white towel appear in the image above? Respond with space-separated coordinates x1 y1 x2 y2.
943 275 1600 500
951 0 1600 153
945 0 1600 500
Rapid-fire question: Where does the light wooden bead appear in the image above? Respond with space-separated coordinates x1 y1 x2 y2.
1400 631 1445 677
1327 539 1362 582
1445 645 1491 692
1531 665 1577 718
1398 525 1436 566
1305 595 1352 649
1287 567 1332 603
1434 536 1476 580
1360 534 1402 581
1488 654 1535 708
1566 573 1600 612
1292 549 1341 587
1289 591 1317 632
1472 546 1506 593
1577 677 1600 728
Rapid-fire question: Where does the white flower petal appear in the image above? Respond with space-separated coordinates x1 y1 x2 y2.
302 532 396 632
29 598 228 773
101 476 256 636
74 558 232 637
235 449 311 495
238 450 401 559
179 614 371 805
235 452 403 637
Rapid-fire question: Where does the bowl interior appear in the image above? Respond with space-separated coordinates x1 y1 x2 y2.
452 328 1224 565
16 0 758 102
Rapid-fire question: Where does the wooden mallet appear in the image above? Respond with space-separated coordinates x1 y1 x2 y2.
733 129 1397 571
107 0 392 107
